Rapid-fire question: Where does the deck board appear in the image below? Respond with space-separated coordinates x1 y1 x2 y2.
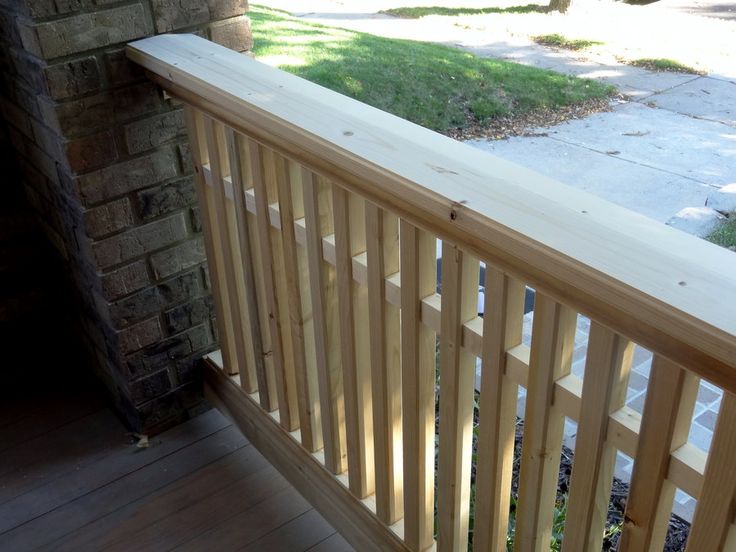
0 377 351 551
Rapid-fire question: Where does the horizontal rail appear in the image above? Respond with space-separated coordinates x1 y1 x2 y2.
126 33 736 392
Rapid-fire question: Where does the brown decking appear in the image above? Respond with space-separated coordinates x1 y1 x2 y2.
0 378 352 551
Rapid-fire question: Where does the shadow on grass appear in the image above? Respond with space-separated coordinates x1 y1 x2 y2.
381 4 548 18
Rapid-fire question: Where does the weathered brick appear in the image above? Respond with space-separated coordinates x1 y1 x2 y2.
83 197 133 239
27 0 82 19
125 322 211 378
33 4 151 59
125 110 185 155
118 316 162 354
44 56 101 100
208 15 252 52
9 48 46 93
100 259 150 300
92 213 188 268
40 82 160 136
65 130 118 172
177 142 193 175
164 295 213 333
190 206 201 232
110 270 201 327
77 148 178 205
104 48 144 87
149 237 206 280
135 176 195 220
151 0 245 32
130 369 171 404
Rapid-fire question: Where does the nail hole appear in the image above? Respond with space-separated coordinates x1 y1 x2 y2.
450 210 457 220
343 131 354 136
581 210 588 214
678 281 687 286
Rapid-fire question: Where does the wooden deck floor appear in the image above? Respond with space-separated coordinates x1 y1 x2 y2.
0 375 352 551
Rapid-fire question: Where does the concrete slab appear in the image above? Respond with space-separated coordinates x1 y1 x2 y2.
467 136 713 222
648 76 736 126
536 101 736 187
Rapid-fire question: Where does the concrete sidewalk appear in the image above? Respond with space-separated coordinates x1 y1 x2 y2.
264 0 736 235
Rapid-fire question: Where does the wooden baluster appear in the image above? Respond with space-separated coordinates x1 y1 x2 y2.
400 220 436 551
563 323 634 551
684 391 736 551
514 294 576 552
271 156 320 448
224 128 268 398
303 170 347 474
473 267 525 552
247 140 297 430
437 242 479 552
333 185 374 497
183 107 236 376
618 355 698 551
366 202 402 524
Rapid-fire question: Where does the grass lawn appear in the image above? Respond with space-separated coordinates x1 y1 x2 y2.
707 215 736 250
533 33 604 51
381 4 547 18
250 6 614 134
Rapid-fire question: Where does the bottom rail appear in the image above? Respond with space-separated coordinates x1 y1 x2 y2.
203 357 411 552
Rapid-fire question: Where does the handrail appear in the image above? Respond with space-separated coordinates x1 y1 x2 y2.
128 34 736 392
127 33 736 552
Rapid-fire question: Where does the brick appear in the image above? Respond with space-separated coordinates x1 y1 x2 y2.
125 110 185 155
65 130 118 172
104 48 144 87
100 260 150 300
9 48 46 94
151 0 245 32
110 270 201 327
135 176 195 220
40 82 160 137
84 197 133 239
130 369 171 404
149 237 206 280
118 316 162 354
33 4 151 59
27 0 82 19
78 148 179 205
125 323 212 378
164 295 213 333
190 206 201 232
177 142 193 175
92 213 188 268
44 56 101 100
208 16 252 52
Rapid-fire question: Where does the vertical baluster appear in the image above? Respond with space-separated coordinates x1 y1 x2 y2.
563 323 634 551
473 267 525 552
247 139 297 429
366 202 402 524
514 294 576 552
303 170 347 474
684 393 736 551
437 242 479 552
400 220 436 551
276 157 319 450
618 355 698 551
224 128 268 398
334 185 374 497
183 107 236 375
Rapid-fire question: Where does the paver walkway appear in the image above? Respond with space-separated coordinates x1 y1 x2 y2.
260 0 735 521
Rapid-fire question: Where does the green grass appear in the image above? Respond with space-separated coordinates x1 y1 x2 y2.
629 58 703 75
381 4 547 17
533 33 604 51
707 215 736 249
249 7 614 133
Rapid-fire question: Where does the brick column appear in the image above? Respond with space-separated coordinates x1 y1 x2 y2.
0 0 252 433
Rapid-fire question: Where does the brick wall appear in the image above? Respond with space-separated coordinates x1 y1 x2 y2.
0 0 252 433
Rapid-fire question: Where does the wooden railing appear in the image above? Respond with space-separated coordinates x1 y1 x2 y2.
127 34 736 551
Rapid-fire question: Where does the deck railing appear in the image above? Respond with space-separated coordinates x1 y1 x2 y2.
127 34 736 551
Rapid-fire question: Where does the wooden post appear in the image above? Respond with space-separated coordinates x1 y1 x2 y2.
437 242 479 552
474 267 525 552
514 294 576 552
